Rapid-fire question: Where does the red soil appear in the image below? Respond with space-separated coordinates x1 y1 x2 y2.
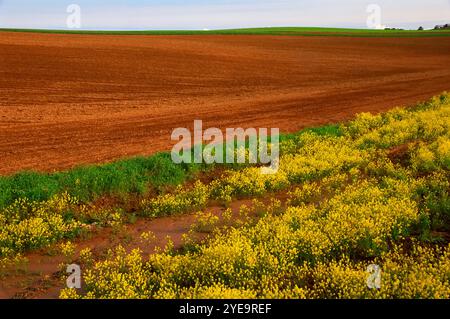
1 32 450 174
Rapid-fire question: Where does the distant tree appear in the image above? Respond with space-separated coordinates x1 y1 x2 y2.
418 26 424 31
434 24 450 30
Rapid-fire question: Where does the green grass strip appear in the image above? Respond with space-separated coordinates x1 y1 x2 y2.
1 27 450 37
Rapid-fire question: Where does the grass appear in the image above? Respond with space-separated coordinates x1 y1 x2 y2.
0 154 205 209
1 27 450 37
0 124 342 210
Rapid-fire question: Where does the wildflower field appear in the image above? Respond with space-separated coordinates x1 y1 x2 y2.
1 94 449 299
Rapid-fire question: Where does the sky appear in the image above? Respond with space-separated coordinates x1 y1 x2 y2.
0 0 449 30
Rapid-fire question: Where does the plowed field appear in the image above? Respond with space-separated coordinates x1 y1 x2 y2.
1 32 450 174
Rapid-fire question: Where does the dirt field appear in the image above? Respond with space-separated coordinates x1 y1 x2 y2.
1 32 450 175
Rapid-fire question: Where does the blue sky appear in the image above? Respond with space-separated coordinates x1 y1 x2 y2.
0 0 449 30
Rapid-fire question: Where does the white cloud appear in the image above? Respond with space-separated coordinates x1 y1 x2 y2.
0 0 449 30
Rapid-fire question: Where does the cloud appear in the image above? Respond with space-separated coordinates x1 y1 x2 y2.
0 0 449 30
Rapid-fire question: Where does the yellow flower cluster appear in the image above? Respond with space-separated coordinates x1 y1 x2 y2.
79 247 94 265
296 179 418 257
410 135 450 172
140 181 209 218
211 134 366 201
59 241 76 259
60 240 450 299
307 242 450 299
192 211 220 233
76 204 126 227
0 193 82 257
287 172 351 206
344 93 449 148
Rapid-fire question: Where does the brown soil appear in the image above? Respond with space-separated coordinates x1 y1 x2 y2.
1 32 450 174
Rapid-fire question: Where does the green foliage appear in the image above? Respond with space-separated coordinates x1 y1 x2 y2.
0 153 200 209
2 27 450 37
